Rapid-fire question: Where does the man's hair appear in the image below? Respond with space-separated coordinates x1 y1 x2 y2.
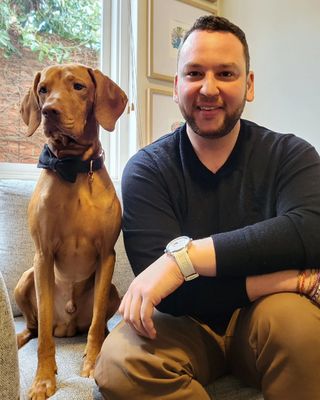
180 15 250 74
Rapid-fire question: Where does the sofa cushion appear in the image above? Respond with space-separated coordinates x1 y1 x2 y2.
0 179 36 316
113 232 135 297
0 271 20 399
15 315 114 399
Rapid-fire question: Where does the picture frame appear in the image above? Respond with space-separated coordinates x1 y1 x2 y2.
146 88 184 144
147 0 217 82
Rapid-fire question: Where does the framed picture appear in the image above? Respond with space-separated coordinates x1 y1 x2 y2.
146 88 184 144
147 0 217 82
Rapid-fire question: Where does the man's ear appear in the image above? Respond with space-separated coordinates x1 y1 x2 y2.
246 71 255 102
20 72 41 136
88 68 128 132
173 74 179 104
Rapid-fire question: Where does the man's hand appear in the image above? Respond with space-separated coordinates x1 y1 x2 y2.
118 254 185 339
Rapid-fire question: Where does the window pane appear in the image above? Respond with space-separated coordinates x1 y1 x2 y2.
0 0 101 164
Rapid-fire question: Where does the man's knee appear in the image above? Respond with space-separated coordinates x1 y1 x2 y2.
230 293 320 393
94 317 189 398
94 313 218 399
94 321 133 398
247 293 320 361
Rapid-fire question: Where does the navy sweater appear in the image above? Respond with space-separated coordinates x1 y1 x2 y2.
121 120 320 329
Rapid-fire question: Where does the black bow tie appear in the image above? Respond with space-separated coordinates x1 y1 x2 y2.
37 144 104 183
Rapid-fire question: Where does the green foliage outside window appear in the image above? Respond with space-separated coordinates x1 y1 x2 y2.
0 0 100 62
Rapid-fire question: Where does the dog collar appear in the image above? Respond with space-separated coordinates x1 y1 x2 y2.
37 144 104 183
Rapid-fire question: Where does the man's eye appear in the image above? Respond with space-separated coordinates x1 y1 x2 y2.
74 83 85 90
219 71 234 78
38 86 47 94
187 71 201 77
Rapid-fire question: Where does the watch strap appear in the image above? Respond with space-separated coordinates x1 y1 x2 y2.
173 248 199 281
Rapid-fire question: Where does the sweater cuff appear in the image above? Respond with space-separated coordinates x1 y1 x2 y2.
212 231 251 277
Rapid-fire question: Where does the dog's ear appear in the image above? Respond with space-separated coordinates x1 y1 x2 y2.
88 69 128 132
20 72 42 136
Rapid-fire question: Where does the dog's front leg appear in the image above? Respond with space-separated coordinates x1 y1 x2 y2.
81 251 116 378
29 252 57 400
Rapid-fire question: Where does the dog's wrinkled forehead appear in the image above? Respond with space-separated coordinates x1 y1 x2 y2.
39 65 93 90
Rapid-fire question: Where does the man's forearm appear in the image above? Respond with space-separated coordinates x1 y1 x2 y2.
246 269 320 304
188 237 217 276
188 238 320 306
246 270 299 301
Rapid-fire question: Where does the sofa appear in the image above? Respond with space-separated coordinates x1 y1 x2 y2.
0 178 263 400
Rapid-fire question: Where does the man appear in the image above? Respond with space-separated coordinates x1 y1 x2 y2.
94 16 320 399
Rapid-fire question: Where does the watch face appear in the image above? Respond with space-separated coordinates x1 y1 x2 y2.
167 236 191 252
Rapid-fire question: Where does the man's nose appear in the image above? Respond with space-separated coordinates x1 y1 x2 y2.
200 74 219 97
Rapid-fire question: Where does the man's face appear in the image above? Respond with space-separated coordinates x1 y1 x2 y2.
174 30 254 139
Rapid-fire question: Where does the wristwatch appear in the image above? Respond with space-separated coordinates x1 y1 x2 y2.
164 236 199 281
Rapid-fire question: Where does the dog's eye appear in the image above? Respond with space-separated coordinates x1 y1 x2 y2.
39 86 47 94
74 83 85 90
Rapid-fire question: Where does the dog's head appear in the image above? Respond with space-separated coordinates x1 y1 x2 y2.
20 64 128 143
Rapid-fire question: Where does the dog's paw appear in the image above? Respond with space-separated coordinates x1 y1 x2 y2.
17 329 37 349
81 341 101 378
81 357 96 378
28 374 56 399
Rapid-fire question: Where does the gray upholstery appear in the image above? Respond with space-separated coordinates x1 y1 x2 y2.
0 271 20 400
0 178 263 399
0 179 36 316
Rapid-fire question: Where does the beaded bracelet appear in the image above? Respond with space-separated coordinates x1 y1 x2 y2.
310 270 320 304
297 270 306 295
309 269 320 297
306 269 316 294
311 284 320 304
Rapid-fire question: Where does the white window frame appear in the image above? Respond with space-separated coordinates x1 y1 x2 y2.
100 0 136 183
0 0 135 184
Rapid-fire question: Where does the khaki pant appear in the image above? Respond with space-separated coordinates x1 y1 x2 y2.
94 293 320 400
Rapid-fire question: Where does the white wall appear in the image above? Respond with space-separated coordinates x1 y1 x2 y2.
221 0 320 151
134 0 219 148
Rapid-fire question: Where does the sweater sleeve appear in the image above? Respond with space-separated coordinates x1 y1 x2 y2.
121 148 250 319
121 149 181 275
214 135 320 277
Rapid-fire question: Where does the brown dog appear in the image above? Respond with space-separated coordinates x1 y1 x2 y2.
14 64 127 399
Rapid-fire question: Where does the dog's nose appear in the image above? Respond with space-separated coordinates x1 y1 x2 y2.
42 105 60 119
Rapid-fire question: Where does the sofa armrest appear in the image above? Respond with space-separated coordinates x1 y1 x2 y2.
0 271 20 399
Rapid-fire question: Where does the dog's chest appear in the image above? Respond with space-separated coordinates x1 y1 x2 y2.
31 177 116 232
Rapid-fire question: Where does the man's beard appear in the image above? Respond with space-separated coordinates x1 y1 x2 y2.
181 97 246 139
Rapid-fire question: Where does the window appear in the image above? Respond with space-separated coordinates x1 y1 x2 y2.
100 0 136 182
0 0 134 182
